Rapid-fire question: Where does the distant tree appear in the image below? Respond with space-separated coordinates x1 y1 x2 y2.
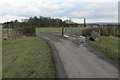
3 16 78 28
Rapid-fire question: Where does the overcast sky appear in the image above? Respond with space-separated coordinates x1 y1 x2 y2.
0 0 119 23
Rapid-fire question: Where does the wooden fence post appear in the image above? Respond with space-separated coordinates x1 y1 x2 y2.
62 27 64 36
84 18 86 27
7 28 9 39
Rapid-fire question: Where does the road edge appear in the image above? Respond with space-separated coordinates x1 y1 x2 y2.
39 36 68 78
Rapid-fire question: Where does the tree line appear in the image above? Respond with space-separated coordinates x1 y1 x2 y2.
2 16 78 28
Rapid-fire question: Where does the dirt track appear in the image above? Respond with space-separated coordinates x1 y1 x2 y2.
36 33 118 78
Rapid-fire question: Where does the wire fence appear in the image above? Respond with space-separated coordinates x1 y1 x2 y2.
64 26 90 36
2 26 36 39
64 25 119 37
2 25 119 39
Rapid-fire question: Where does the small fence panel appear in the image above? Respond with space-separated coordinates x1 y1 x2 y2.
64 27 89 36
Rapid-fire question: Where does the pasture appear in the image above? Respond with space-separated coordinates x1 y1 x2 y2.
2 37 55 78
36 27 90 34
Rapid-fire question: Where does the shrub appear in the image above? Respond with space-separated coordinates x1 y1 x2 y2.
82 26 119 37
14 26 36 36
82 27 99 37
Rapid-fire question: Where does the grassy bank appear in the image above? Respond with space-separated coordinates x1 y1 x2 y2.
86 36 118 63
2 37 55 78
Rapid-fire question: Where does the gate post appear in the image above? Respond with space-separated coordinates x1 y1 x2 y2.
84 18 86 27
62 27 64 36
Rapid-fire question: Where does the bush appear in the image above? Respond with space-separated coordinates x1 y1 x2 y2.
14 26 36 36
82 26 119 37
82 27 99 37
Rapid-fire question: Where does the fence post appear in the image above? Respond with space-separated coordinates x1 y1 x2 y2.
62 27 64 36
84 18 86 27
7 28 9 39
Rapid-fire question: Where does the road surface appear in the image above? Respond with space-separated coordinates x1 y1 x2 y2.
36 33 118 78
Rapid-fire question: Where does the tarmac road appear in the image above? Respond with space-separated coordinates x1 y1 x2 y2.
36 33 118 78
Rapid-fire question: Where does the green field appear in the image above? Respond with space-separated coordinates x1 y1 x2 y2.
36 27 62 33
86 36 118 63
2 37 55 78
36 27 90 34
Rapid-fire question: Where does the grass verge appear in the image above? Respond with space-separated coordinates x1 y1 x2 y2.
86 36 118 63
2 37 55 78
